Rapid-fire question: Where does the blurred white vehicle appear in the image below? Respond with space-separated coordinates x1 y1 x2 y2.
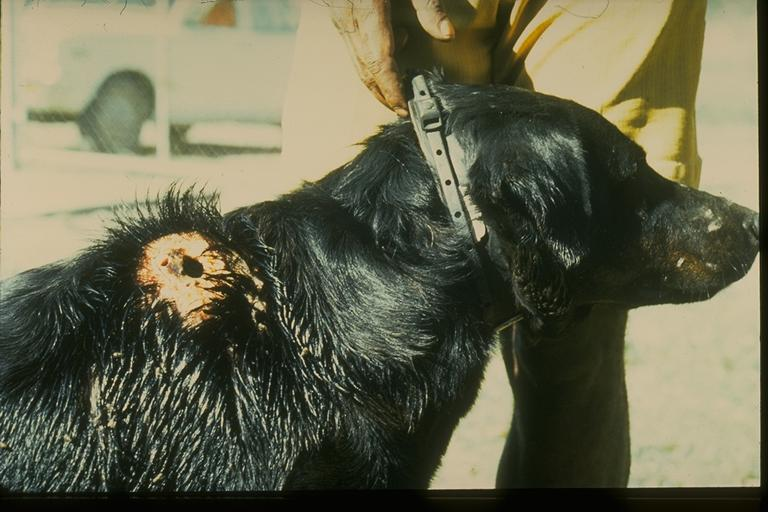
19 0 297 153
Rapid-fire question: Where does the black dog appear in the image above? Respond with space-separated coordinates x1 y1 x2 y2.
0 77 759 491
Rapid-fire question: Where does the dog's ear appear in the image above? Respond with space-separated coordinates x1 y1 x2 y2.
465 116 593 330
487 220 574 332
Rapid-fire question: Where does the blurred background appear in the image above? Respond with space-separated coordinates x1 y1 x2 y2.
0 0 759 488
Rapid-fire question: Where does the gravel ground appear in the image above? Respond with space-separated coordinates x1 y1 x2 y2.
0 0 758 490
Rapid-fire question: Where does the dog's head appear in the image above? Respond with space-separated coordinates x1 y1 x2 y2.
430 81 759 327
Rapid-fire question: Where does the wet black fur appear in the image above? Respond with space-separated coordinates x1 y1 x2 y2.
0 76 759 491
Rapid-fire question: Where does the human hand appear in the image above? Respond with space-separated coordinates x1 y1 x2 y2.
328 0 455 117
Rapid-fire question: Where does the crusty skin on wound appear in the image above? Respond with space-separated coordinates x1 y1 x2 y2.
136 232 265 328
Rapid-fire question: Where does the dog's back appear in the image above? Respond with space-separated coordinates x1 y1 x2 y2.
0 171 492 490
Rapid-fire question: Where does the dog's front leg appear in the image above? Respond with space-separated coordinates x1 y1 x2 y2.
496 305 631 488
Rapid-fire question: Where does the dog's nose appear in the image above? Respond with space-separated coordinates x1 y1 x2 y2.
743 212 759 240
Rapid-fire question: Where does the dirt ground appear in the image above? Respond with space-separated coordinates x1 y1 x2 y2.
0 1 758 490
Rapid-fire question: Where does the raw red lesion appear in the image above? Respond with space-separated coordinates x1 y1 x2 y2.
136 232 264 327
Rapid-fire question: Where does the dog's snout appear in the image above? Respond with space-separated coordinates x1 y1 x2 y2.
744 212 759 240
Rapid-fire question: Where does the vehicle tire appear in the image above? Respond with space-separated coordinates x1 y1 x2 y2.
78 71 155 154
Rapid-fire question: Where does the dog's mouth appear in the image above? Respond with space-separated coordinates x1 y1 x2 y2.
572 200 759 310
652 251 757 305
634 205 759 306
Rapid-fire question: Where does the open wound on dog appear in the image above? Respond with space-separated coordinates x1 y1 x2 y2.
136 232 265 327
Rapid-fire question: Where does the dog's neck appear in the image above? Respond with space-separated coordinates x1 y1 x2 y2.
408 75 523 333
316 120 524 335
